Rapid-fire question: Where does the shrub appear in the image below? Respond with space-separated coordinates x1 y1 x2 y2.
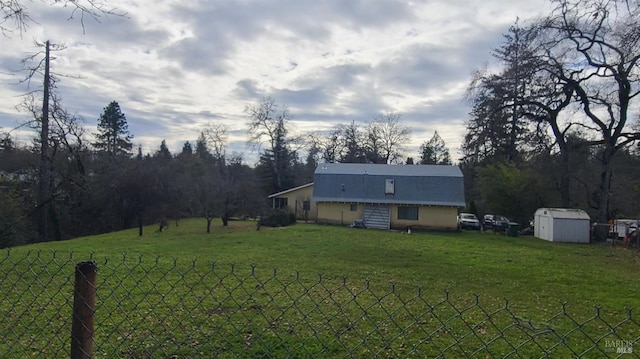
260 210 296 227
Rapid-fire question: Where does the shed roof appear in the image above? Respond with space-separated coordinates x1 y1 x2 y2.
312 163 465 207
535 208 590 220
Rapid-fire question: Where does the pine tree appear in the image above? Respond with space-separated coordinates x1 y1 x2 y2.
195 132 211 161
94 101 133 157
419 131 451 165
156 139 172 160
180 141 193 156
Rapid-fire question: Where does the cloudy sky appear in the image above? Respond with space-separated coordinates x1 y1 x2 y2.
0 0 552 164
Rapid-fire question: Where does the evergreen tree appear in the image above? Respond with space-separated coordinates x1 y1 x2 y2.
340 121 367 163
195 132 211 161
246 97 299 193
254 119 298 193
94 101 133 157
155 139 172 160
463 22 541 164
180 141 193 157
419 131 452 165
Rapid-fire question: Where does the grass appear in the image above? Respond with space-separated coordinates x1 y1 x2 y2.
2 219 639 357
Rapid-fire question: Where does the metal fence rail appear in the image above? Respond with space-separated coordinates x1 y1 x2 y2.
0 251 638 358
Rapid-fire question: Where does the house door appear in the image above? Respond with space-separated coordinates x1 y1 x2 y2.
363 205 390 230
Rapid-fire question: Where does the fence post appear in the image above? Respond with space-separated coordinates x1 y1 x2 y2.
71 261 97 359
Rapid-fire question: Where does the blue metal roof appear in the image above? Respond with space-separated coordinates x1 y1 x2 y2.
312 163 465 207
315 163 462 177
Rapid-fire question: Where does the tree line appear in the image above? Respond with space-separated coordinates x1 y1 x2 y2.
0 92 454 248
1 0 639 248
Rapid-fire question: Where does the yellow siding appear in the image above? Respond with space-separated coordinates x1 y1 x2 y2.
316 203 458 229
272 185 317 220
390 205 457 229
316 203 363 225
273 183 459 229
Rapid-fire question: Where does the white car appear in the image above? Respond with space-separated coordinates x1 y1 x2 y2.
457 213 481 230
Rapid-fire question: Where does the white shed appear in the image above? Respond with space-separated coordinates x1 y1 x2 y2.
534 208 591 243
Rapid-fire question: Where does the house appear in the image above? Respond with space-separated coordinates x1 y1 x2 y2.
268 183 316 221
312 163 465 230
534 208 591 243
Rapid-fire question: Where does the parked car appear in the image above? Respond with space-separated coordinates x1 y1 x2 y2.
457 213 481 230
483 214 510 232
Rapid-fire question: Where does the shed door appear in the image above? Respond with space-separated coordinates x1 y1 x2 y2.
363 205 390 230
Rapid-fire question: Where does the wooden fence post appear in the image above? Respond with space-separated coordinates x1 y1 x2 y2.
71 261 97 359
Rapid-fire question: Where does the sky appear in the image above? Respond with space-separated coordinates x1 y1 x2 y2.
0 0 553 165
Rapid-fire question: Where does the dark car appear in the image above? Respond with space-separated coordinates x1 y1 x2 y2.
483 214 510 232
457 213 481 230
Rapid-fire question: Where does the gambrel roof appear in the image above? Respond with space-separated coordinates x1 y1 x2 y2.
312 163 465 207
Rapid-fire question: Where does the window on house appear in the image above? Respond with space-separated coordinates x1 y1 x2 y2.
398 206 418 220
274 197 288 209
350 203 358 211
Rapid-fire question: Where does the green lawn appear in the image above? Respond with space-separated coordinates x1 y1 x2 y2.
2 219 639 357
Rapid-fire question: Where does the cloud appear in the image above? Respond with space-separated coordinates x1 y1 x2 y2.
0 0 553 165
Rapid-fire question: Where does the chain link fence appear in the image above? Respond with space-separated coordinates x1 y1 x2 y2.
1 250 638 358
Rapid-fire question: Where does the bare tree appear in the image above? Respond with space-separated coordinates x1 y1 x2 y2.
19 40 68 178
367 112 410 164
21 87 88 241
246 97 300 192
514 64 579 207
246 97 291 151
18 40 98 241
307 132 342 164
311 114 409 164
38 40 51 241
536 0 640 222
201 123 228 230
17 40 56 242
1 0 123 36
197 123 257 228
202 123 228 164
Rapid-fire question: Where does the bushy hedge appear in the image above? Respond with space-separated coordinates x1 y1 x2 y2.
260 210 296 227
